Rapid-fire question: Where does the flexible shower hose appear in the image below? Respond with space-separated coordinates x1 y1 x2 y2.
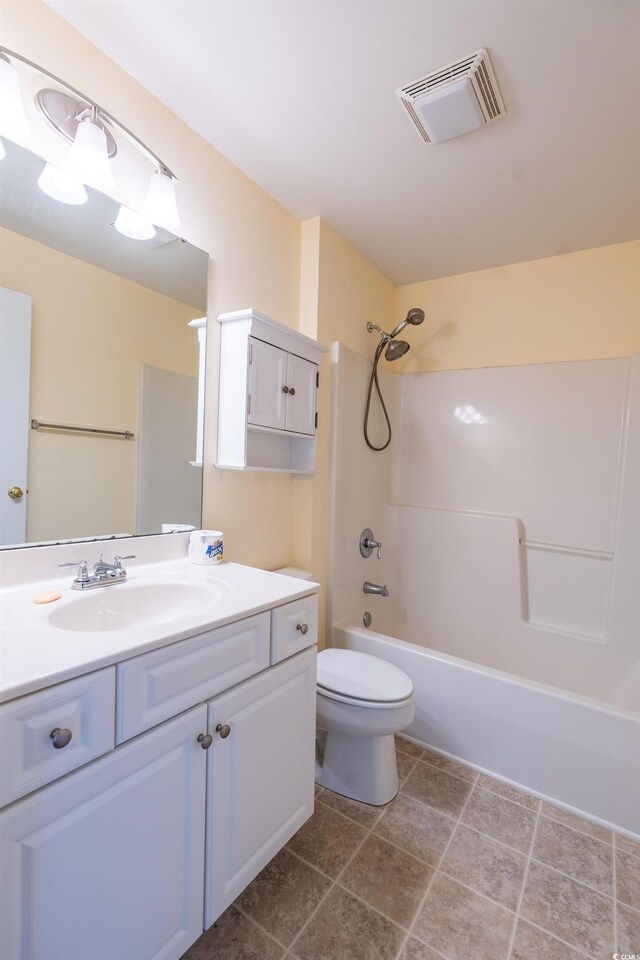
364 339 392 451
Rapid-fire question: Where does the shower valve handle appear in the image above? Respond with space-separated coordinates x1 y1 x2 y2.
360 529 382 560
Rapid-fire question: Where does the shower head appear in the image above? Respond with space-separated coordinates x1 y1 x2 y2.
390 307 425 339
384 339 410 361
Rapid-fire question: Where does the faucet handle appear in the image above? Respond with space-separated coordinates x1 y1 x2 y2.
58 560 89 581
360 528 383 560
114 554 136 568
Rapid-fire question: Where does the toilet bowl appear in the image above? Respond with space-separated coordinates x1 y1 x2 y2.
315 648 415 805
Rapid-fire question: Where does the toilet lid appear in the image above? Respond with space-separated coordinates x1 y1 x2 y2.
317 649 413 703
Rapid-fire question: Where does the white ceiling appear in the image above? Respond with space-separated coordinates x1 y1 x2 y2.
47 0 640 284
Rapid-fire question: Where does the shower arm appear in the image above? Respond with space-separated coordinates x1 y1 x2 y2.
366 322 391 341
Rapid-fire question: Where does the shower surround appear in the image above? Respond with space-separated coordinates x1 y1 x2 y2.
328 344 640 835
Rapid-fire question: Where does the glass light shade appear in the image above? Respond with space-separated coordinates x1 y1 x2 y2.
143 169 179 229
114 204 156 240
37 162 88 205
0 56 30 141
65 118 114 191
0 137 5 161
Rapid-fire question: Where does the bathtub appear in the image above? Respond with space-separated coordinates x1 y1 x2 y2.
333 620 640 837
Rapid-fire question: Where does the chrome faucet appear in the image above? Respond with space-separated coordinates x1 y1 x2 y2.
363 581 389 598
59 552 136 590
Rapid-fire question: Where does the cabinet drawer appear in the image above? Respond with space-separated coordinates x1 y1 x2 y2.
116 612 271 743
271 594 318 663
0 668 115 808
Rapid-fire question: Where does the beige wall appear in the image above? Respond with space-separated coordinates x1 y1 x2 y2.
2 0 301 570
294 219 395 641
4 3 639 641
0 227 200 541
394 240 640 373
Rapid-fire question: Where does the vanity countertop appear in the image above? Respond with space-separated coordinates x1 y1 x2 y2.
0 561 318 703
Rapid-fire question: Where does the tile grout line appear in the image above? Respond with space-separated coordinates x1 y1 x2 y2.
392 771 479 960
517 917 598 960
231 902 291 954
506 797 542 960
526 855 616 901
540 809 613 847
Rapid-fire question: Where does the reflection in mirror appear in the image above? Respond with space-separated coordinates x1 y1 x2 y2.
0 140 209 548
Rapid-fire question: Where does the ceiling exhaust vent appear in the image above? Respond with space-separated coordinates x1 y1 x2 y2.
396 49 505 144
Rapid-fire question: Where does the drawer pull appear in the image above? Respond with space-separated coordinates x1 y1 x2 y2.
296 623 309 635
197 733 213 750
282 385 289 394
50 727 73 749
216 723 231 739
289 387 296 396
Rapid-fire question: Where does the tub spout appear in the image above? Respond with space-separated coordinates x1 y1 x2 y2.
363 581 389 597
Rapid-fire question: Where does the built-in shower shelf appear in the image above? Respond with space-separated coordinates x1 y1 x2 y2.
215 309 328 473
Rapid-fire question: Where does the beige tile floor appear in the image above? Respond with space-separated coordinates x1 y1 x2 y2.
182 738 640 960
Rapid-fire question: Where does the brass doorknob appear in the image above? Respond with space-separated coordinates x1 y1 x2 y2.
8 486 24 501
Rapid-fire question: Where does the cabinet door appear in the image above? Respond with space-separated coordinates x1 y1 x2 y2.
205 646 316 926
1 705 207 960
247 337 287 430
285 353 318 435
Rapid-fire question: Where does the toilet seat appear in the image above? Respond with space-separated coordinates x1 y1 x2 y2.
317 649 413 706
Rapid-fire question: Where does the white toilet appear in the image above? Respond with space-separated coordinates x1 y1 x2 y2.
315 648 415 806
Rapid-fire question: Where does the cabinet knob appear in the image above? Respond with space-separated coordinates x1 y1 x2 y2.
282 385 289 394
197 733 213 750
216 723 231 739
296 623 309 635
289 387 296 396
50 727 72 749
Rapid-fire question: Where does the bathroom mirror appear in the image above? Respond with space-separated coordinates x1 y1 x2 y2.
0 139 209 549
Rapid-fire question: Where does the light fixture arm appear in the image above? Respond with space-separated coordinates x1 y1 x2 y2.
0 45 177 180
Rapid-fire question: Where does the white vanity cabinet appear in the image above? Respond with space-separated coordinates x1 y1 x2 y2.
0 705 208 960
0 587 318 960
217 308 328 473
205 646 315 924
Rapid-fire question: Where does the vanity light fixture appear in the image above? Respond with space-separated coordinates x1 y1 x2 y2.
0 46 180 230
37 161 88 205
0 52 30 141
114 204 156 240
144 168 180 231
65 110 115 191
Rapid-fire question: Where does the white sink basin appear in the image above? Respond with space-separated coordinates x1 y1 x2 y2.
48 582 219 632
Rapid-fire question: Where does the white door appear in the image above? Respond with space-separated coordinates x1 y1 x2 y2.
0 287 31 546
205 647 316 926
0 705 207 960
247 337 287 430
285 353 318 435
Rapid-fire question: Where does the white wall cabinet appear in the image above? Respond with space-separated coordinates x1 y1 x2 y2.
217 308 328 473
247 338 289 430
205 647 316 925
0 593 318 960
247 339 318 437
